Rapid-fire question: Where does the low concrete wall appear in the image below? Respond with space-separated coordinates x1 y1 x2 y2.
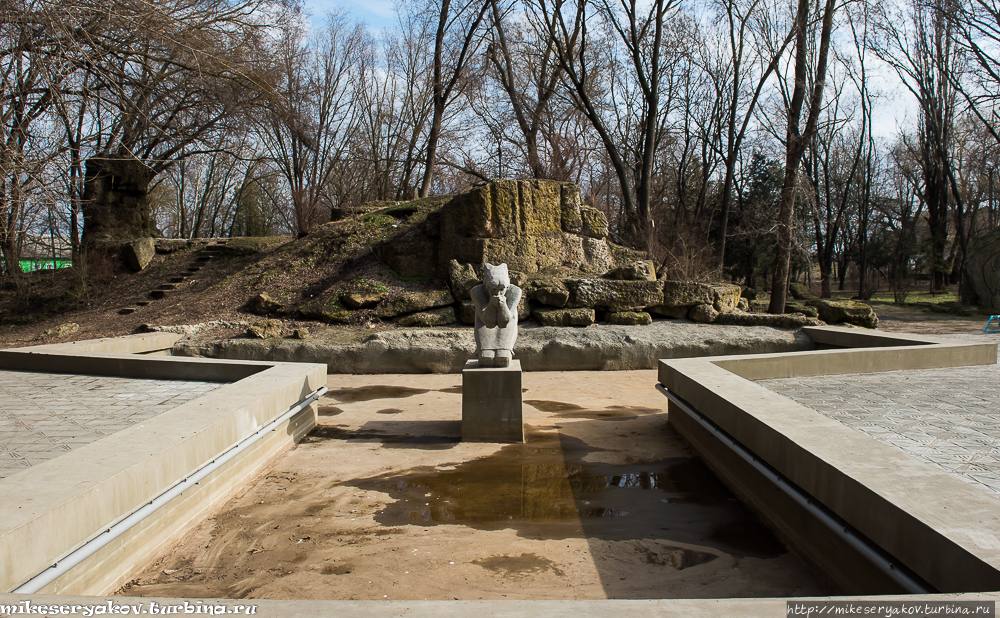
0 336 327 596
174 322 816 373
658 326 1000 593
1 593 998 617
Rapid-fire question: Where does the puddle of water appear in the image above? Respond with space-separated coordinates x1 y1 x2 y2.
305 425 460 450
345 431 786 557
472 553 565 577
526 400 658 421
639 545 718 570
326 385 430 403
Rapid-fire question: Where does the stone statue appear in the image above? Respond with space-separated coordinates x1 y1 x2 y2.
470 263 521 367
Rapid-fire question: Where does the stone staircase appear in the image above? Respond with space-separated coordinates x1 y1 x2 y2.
118 239 230 315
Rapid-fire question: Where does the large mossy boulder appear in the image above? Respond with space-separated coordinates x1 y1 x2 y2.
788 282 812 300
566 279 664 312
650 281 741 315
806 299 878 328
963 228 1000 308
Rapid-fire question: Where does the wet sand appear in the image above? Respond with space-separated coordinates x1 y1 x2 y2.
120 371 833 600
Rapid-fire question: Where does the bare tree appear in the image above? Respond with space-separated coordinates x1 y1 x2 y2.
767 0 837 313
706 0 795 269
875 0 962 291
417 0 490 197
256 14 364 235
945 0 1000 142
531 0 681 249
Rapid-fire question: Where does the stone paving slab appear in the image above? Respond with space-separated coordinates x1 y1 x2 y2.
0 370 224 479
758 364 1000 496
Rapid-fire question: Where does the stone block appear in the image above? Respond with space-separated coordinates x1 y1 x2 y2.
806 299 878 329
532 307 595 326
605 311 653 325
123 237 155 272
689 303 719 323
606 260 656 281
579 206 608 239
525 277 570 307
714 310 809 328
567 279 663 311
447 259 480 300
247 292 284 315
247 319 282 339
462 359 523 443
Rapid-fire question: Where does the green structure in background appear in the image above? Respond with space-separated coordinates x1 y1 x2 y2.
18 259 73 272
1 233 74 274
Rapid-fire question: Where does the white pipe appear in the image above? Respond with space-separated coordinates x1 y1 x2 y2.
13 386 328 594
656 384 931 594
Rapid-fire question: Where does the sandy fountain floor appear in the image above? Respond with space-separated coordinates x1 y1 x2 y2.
119 370 833 600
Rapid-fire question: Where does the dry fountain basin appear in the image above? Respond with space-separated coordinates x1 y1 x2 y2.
1 327 999 615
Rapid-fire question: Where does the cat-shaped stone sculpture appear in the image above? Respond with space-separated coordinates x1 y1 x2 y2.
470 263 522 367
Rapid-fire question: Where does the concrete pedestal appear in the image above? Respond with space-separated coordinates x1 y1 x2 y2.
462 359 523 443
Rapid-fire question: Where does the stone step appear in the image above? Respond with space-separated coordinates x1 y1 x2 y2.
149 290 171 299
156 283 179 291
196 256 212 262
118 307 136 315
136 301 151 306
169 277 186 283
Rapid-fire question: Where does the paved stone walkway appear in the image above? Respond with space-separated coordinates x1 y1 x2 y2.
758 364 1000 496
0 370 223 479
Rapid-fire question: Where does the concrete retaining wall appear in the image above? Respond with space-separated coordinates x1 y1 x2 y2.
0 334 327 595
659 326 1000 593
